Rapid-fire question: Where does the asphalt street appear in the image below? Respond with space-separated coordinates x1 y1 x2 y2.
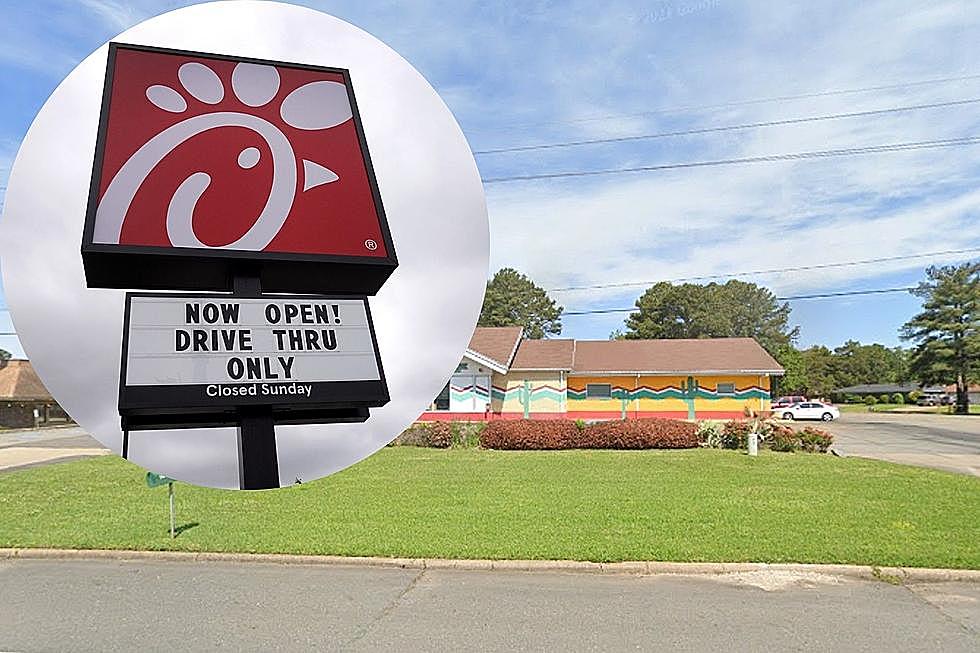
0 559 977 652
822 412 980 476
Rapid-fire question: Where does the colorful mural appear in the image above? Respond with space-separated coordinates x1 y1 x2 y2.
565 375 770 419
420 329 782 421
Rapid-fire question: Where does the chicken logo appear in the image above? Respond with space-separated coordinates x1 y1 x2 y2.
88 45 389 258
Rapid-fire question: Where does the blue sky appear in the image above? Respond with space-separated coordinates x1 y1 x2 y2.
3 0 980 359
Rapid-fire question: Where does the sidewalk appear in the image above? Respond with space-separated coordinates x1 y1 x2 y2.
0 426 109 472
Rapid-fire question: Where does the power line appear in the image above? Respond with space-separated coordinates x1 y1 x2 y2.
469 72 980 132
475 97 980 155
563 287 916 316
547 247 980 292
481 136 980 183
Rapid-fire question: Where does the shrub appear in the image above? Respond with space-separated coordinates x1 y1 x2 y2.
449 421 485 448
891 393 905 405
720 420 752 450
579 418 698 449
480 420 581 450
879 393 890 404
799 427 834 453
767 422 799 452
864 395 878 405
391 421 453 448
480 418 697 450
908 390 922 402
696 421 723 449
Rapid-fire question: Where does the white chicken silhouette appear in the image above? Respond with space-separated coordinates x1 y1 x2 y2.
94 60 351 250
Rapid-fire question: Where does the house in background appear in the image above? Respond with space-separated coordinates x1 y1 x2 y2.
833 382 947 401
0 359 69 428
421 327 784 421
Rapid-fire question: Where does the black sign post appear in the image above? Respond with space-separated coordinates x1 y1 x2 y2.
231 273 279 489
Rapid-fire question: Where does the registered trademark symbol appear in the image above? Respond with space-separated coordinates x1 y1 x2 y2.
364 239 378 251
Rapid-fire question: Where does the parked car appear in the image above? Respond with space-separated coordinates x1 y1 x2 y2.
772 395 807 410
916 395 938 406
778 401 840 421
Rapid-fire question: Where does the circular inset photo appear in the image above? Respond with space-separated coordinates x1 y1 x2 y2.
0 1 489 489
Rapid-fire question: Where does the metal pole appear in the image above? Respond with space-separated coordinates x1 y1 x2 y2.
122 430 129 459
231 271 281 490
237 410 280 489
168 482 175 538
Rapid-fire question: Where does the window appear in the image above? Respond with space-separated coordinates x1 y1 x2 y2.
717 383 735 394
586 383 612 399
434 382 450 410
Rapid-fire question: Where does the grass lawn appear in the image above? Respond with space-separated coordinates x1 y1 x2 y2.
1 448 978 568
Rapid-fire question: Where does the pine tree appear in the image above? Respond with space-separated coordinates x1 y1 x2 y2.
478 268 563 339
901 263 980 414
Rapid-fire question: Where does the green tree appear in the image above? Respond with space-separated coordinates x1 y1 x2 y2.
900 263 980 414
622 280 798 354
773 345 805 394
832 340 911 387
799 345 839 397
478 268 563 339
0 348 9 366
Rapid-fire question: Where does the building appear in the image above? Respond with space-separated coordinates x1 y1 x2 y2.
422 327 784 421
833 383 946 400
0 360 69 428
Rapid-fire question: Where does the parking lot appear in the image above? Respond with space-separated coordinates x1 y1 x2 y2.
823 412 980 476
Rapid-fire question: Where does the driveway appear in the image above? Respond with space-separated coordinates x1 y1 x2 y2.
0 558 977 652
0 426 109 472
822 412 980 476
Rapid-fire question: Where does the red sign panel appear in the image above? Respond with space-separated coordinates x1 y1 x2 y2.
82 44 396 295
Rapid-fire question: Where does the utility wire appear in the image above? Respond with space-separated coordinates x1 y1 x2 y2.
471 72 980 132
563 287 916 316
548 247 980 292
481 136 980 183
475 97 980 155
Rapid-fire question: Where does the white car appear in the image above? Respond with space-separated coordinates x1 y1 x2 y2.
778 401 840 422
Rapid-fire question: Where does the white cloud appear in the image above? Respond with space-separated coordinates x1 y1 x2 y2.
472 0 980 343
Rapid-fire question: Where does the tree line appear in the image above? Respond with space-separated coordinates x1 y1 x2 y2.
478 262 979 413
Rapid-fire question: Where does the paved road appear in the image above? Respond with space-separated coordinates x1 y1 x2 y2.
0 426 108 472
0 559 976 652
822 412 980 476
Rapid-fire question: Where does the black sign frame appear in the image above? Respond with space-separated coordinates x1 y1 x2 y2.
118 292 389 431
81 42 398 296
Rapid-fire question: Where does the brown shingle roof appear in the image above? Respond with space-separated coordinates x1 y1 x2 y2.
511 339 575 370
571 338 783 374
0 360 54 401
466 327 523 369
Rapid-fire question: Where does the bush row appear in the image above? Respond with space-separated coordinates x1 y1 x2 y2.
393 418 698 450
480 417 698 450
697 419 833 453
390 421 485 448
393 418 831 453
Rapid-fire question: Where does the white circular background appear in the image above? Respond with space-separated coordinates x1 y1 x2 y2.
0 1 489 488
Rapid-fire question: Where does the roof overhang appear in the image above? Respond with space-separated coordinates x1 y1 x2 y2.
462 350 509 374
509 367 573 372
568 369 784 376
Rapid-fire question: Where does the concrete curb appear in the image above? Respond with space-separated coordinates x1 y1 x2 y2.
2 548 978 582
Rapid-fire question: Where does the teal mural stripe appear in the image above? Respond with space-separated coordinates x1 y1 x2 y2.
568 386 771 401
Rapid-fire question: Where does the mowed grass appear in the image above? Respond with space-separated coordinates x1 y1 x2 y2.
1 448 978 568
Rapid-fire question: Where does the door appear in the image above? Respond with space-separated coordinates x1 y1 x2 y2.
449 374 492 413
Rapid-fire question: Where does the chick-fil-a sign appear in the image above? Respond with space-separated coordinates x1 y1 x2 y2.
81 43 397 295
